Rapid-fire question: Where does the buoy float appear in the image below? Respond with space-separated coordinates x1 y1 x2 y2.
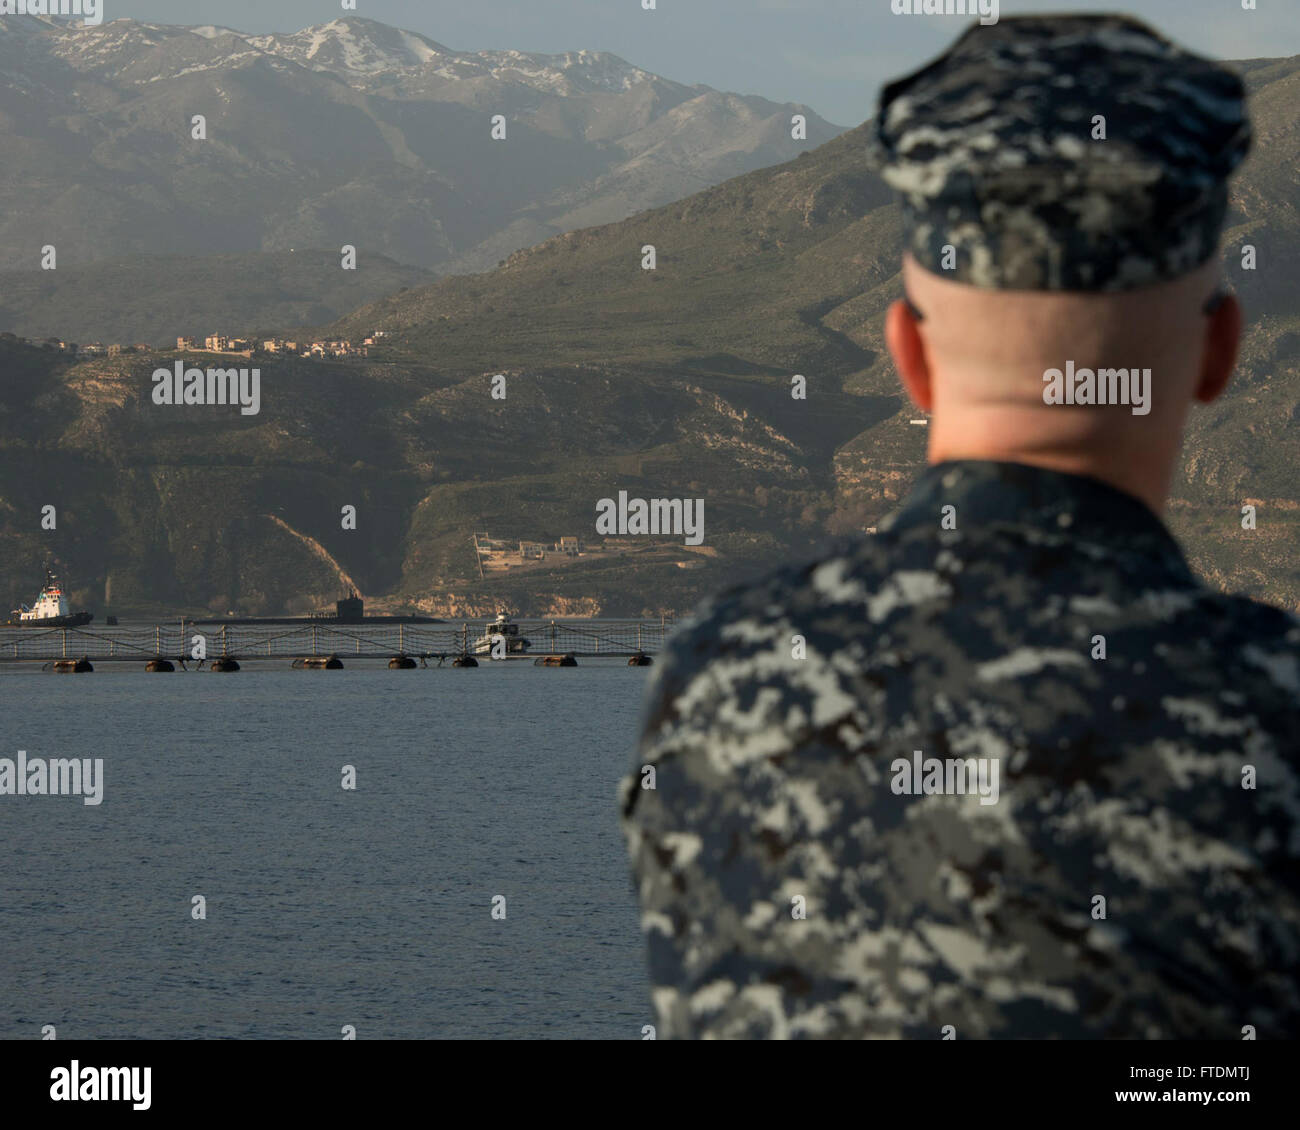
52 657 93 673
389 655 418 669
535 654 578 667
211 657 240 672
452 654 478 667
628 652 653 666
295 654 343 669
146 658 175 672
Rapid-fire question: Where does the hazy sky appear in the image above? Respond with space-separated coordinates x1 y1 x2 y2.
99 1 1299 126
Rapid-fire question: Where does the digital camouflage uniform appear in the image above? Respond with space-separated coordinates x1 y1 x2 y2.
620 17 1299 1039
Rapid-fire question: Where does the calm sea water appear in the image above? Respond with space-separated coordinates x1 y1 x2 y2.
0 661 653 1039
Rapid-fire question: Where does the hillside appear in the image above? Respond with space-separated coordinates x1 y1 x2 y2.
0 341 885 617
325 54 1300 612
2 55 1297 618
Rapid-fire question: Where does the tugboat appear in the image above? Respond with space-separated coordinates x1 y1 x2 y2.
6 571 94 628
473 612 531 657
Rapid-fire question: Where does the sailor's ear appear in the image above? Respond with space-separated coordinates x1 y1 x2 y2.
1196 291 1240 405
886 298 932 412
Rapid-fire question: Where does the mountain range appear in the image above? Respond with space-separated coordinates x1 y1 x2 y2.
0 13 843 309
0 34 1296 619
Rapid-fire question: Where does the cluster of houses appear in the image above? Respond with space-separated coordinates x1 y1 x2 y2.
474 533 584 568
0 329 390 360
174 330 388 360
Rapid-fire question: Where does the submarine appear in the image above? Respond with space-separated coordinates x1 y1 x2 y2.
193 591 443 627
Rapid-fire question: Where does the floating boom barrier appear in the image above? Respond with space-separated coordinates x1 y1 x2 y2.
0 618 670 671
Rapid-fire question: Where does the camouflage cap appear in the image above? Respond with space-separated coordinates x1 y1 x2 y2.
867 14 1252 292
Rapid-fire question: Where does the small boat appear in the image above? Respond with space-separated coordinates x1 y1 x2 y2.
6 571 94 628
473 612 531 657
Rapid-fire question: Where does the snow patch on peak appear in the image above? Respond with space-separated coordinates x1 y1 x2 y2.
474 48 658 95
246 18 447 75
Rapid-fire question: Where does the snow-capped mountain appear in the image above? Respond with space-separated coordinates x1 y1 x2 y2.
49 17 663 92
245 20 453 77
0 15 844 276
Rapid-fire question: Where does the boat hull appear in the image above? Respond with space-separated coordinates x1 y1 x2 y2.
3 612 94 628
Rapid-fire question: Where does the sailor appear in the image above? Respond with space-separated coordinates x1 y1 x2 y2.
621 14 1300 1039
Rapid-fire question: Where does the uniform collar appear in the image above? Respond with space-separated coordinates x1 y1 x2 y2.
881 460 1193 576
